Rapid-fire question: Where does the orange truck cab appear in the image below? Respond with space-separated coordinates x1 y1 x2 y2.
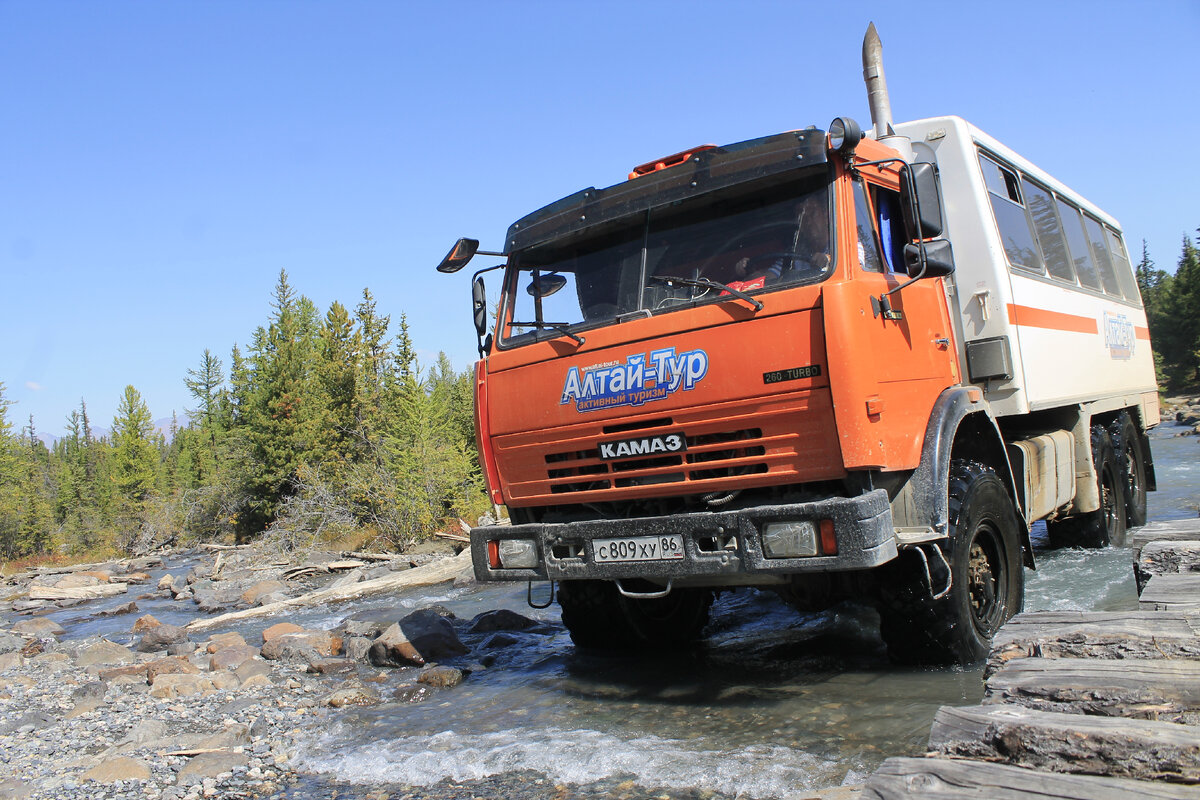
436 26 1156 664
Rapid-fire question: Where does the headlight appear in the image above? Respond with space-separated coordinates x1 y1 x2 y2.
761 521 818 558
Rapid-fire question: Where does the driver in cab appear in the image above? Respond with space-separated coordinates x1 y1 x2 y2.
726 194 830 291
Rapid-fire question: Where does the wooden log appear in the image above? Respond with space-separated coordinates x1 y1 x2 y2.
987 611 1200 676
27 583 129 600
185 550 472 633
340 551 394 562
985 657 1200 724
1141 575 1200 611
862 756 1199 799
1137 542 1200 593
929 704 1200 783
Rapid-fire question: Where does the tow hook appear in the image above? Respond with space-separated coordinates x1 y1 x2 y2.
615 579 674 599
527 580 556 610
911 543 952 600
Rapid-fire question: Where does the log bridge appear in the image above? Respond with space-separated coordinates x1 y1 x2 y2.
862 518 1200 799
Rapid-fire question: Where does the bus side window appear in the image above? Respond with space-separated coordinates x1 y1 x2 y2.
852 179 884 272
871 186 905 274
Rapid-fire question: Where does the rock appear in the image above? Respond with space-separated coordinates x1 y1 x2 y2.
234 658 272 685
469 608 538 633
306 658 355 676
369 623 425 667
156 574 175 591
11 618 65 638
0 632 26 654
177 751 249 783
209 645 259 671
343 636 373 662
392 684 435 703
97 600 139 616
322 685 380 707
121 571 152 584
97 663 149 682
398 608 468 661
54 573 103 589
149 673 213 699
132 614 161 633
260 630 340 663
339 614 390 638
0 652 22 671
66 681 107 717
241 580 287 606
138 623 188 652
482 632 520 649
146 656 201 683
120 719 166 747
205 632 246 653
81 756 150 783
417 665 464 688
262 622 304 642
328 569 364 589
76 640 137 668
167 641 196 657
0 778 31 799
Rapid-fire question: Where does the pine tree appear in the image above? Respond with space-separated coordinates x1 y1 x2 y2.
0 383 22 557
111 385 160 511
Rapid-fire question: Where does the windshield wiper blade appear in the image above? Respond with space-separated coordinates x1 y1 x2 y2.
650 275 764 311
510 321 585 346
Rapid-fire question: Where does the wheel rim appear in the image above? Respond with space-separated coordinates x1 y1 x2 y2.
1123 444 1143 509
967 523 1007 636
1101 462 1120 538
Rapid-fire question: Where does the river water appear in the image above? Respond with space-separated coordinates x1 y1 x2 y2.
20 423 1200 799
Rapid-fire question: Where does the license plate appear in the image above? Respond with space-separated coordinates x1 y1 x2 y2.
593 535 685 563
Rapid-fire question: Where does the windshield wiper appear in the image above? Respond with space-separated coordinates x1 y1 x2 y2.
510 321 585 346
649 275 764 311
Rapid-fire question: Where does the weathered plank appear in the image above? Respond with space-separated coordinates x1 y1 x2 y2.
986 611 1200 676
1141 575 1200 611
1137 541 1200 593
862 756 1200 799
27 583 129 600
929 704 1200 783
1133 522 1200 561
985 657 1200 724
186 550 472 633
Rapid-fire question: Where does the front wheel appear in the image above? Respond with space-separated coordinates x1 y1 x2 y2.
878 460 1024 665
558 580 713 651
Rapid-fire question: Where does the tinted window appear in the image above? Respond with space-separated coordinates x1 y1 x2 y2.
1056 199 1102 290
853 180 884 272
1083 214 1121 297
979 154 1043 273
872 186 906 273
1106 228 1140 303
1023 179 1075 283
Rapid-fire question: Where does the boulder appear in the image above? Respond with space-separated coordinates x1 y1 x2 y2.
97 601 139 616
54 574 102 589
260 630 341 663
146 656 201 683
417 665 464 689
81 756 150 783
307 658 356 676
342 636 373 662
482 632 520 649
369 623 425 667
0 652 23 671
262 622 304 643
138 623 188 652
241 580 287 606
177 751 249 784
398 608 467 661
11 618 65 638
322 684 380 707
120 571 152 584
205 632 247 653
234 658 272 685
469 609 539 633
209 645 259 672
76 640 137 668
0 632 26 654
156 574 175 591
149 673 213 699
66 681 107 717
132 614 161 633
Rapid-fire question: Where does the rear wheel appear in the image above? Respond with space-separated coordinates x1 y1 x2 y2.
1109 412 1148 529
1047 426 1126 548
558 580 713 651
878 460 1024 665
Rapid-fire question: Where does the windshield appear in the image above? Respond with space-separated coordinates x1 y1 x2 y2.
502 171 832 345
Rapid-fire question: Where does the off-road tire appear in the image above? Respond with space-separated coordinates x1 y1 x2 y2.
557 579 713 651
877 460 1024 665
1046 426 1126 548
1109 412 1148 529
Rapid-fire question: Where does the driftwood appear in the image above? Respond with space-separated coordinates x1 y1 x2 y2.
200 544 249 552
280 560 367 580
436 531 470 543
985 657 1200 724
929 704 1200 783
186 550 472 633
340 551 394 562
862 756 1199 799
1141 575 1200 611
1137 541 1200 593
28 583 129 600
986 611 1200 676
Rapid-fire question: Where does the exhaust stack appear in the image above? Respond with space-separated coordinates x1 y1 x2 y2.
862 23 912 162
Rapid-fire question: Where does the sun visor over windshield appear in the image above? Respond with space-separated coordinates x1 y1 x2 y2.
505 129 828 253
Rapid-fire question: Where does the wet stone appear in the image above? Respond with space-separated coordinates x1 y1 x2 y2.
469 608 539 633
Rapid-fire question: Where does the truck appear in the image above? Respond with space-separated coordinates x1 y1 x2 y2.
435 24 1158 665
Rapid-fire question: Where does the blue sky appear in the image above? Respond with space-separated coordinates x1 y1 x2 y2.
3 1 1198 436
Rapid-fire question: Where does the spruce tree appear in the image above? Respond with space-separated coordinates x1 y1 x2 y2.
111 385 160 511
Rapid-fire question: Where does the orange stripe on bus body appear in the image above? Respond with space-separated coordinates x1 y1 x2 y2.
1135 326 1151 341
1006 303 1098 334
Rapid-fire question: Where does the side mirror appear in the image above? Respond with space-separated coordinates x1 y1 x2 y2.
437 238 480 273
472 276 488 338
525 273 567 298
899 162 944 239
904 239 955 278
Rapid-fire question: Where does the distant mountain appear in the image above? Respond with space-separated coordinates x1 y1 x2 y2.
37 416 180 448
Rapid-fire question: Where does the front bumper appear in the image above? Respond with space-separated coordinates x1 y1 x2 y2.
470 489 898 583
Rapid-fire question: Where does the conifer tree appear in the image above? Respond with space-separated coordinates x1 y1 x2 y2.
0 383 22 557
111 385 160 511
